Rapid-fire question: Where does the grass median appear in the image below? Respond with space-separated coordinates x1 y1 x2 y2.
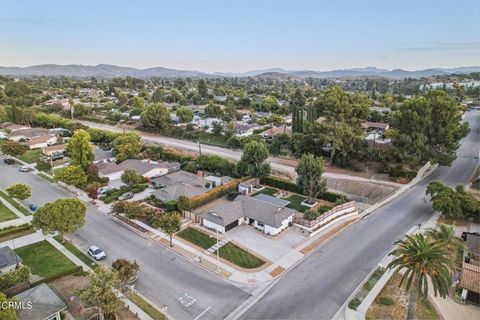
53 236 99 270
0 189 31 216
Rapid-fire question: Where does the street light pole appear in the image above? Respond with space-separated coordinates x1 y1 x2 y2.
216 229 220 273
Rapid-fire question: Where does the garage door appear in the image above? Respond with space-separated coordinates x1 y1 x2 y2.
225 220 239 232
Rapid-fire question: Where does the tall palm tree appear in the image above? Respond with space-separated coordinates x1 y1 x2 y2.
387 233 452 319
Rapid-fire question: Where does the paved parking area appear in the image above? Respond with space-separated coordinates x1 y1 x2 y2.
226 225 306 261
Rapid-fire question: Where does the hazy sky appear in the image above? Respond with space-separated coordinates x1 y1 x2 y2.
1 0 479 72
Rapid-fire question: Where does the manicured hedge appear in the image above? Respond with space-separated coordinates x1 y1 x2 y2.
100 184 148 204
260 176 348 203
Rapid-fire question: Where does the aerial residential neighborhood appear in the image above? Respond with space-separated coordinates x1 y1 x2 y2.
0 1 479 320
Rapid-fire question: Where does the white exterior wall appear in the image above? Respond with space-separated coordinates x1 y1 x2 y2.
263 214 294 236
202 219 226 234
144 168 169 179
105 171 123 181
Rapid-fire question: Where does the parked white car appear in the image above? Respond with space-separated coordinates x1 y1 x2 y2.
87 245 106 260
97 186 112 195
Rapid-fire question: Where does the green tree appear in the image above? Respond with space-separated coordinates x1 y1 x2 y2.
426 182 480 219
140 103 170 132
0 105 7 123
55 165 89 188
262 95 279 112
77 265 122 319
211 121 223 136
0 140 28 156
152 88 165 103
6 183 31 200
133 96 145 109
205 101 222 118
0 292 17 320
121 169 144 186
388 90 469 166
426 223 456 259
32 198 86 241
112 133 142 162
197 79 208 98
239 141 271 185
66 129 95 169
117 92 128 106
387 234 452 319
111 258 139 293
155 212 181 247
176 106 194 123
296 154 326 203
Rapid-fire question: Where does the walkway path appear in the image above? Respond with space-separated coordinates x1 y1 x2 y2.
204 238 230 256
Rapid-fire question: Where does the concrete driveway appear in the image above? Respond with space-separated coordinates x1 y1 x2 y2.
227 225 305 261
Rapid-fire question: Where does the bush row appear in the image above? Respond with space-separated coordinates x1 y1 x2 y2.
100 184 148 204
190 178 246 209
260 176 348 203
0 266 30 291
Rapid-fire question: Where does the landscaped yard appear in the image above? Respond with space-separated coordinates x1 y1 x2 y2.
177 227 216 249
18 149 42 164
256 187 278 196
0 224 35 243
0 190 31 216
15 240 77 278
285 194 310 213
53 236 98 270
0 202 18 222
218 242 265 269
130 293 166 320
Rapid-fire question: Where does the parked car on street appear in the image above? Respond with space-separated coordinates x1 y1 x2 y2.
29 204 37 212
118 192 134 201
87 245 106 260
3 158 15 165
19 166 29 172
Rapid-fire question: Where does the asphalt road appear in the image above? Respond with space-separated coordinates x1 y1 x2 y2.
241 111 480 320
0 162 250 320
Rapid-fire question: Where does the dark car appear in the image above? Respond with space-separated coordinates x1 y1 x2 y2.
3 158 15 165
51 152 64 161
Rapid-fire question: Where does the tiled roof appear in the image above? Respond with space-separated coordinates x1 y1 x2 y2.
459 262 480 294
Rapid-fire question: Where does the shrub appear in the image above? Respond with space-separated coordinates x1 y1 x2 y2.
130 183 148 193
112 201 155 219
184 162 198 173
261 176 299 193
378 296 394 306
165 200 178 212
36 159 52 172
317 205 333 214
303 209 320 220
320 191 348 203
0 266 30 291
145 195 165 208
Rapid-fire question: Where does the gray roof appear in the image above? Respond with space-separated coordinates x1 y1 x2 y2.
15 283 67 320
93 147 114 162
97 159 175 176
151 170 199 187
9 127 48 138
254 193 290 207
152 181 207 202
202 195 296 228
0 246 22 270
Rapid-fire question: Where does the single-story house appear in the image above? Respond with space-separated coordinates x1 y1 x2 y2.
8 127 49 141
23 134 57 149
202 194 296 235
42 144 67 156
151 170 211 202
361 121 390 132
97 159 180 181
459 262 480 303
15 283 67 320
0 246 22 274
261 126 292 138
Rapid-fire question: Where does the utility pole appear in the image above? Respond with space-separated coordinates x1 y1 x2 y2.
198 141 202 156
216 229 220 273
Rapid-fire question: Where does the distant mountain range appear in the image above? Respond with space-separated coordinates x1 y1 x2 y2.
0 64 479 80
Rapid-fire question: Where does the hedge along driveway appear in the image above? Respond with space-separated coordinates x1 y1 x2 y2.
15 240 77 278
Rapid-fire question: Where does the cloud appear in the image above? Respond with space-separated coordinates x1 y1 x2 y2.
399 41 480 52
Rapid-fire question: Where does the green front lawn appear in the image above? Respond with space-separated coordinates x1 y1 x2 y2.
130 293 166 320
218 243 265 269
15 240 77 278
53 236 98 270
18 149 42 164
0 190 31 216
256 187 278 196
285 194 310 213
0 202 18 222
177 227 216 249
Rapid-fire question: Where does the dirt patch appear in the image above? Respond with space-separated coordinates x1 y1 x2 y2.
366 274 439 320
326 178 398 203
269 266 285 278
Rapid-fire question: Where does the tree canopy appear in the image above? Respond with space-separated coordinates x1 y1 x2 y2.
176 106 194 123
426 181 480 220
140 103 171 132
66 129 95 169
112 133 142 162
155 212 181 247
239 141 271 183
6 183 31 200
296 154 326 202
55 165 89 188
32 198 86 241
